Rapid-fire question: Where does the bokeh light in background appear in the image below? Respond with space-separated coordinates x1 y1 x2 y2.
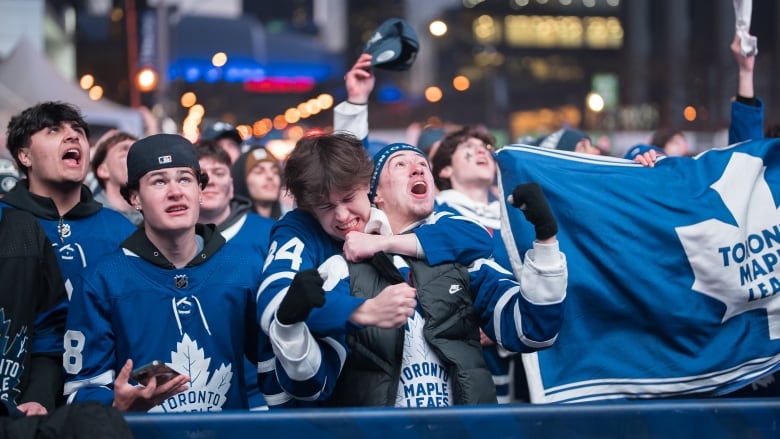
273 115 288 130
587 92 605 113
453 75 470 92
253 118 273 137
235 124 251 139
429 20 447 37
683 105 697 122
180 91 197 108
211 52 227 68
79 74 94 90
136 67 157 92
265 138 296 161
88 85 103 100
316 94 334 109
424 86 443 103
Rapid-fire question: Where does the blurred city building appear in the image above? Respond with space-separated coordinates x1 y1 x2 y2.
0 0 777 152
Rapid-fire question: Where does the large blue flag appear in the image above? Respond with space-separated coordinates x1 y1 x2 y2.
496 138 780 403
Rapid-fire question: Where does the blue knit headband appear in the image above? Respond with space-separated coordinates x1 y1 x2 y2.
369 143 427 203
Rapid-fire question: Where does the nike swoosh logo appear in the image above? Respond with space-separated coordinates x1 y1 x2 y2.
449 285 462 294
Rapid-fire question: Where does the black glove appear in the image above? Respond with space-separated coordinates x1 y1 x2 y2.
508 183 558 240
276 269 326 325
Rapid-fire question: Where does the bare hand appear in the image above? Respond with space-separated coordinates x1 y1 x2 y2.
343 232 386 262
112 359 190 412
479 328 495 347
350 283 416 328
345 53 375 104
731 33 755 75
17 401 47 416
633 150 660 167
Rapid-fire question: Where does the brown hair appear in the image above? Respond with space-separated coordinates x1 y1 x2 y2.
91 131 137 188
284 132 373 211
195 139 232 167
431 126 495 191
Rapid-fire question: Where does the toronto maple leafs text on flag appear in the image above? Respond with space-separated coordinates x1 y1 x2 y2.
496 138 780 403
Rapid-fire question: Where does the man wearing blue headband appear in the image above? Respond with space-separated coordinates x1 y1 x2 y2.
268 138 567 407
255 132 496 406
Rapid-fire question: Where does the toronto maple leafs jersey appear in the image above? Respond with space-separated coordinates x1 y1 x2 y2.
0 208 68 414
270 214 568 404
0 182 136 300
256 207 493 406
257 208 493 338
435 193 512 270
64 226 261 412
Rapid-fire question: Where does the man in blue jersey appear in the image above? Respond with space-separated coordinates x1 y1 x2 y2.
255 132 496 406
268 142 567 406
2 102 136 302
64 134 262 412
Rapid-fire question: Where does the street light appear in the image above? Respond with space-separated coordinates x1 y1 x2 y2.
424 86 443 103
79 74 94 90
587 92 605 113
429 20 448 37
136 67 158 92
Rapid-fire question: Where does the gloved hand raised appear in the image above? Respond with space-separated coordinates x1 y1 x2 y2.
276 269 326 325
508 183 558 241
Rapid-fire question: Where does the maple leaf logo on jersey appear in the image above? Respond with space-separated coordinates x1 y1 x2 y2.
676 153 780 339
0 308 27 404
149 334 233 412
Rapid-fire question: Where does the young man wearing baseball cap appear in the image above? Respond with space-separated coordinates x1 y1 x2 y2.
64 134 264 413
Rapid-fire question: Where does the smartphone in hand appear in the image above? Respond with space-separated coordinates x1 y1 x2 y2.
131 360 183 386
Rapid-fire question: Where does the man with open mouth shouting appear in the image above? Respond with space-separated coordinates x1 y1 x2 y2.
2 101 136 306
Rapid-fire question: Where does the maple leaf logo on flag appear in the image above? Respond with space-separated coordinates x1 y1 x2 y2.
676 153 780 339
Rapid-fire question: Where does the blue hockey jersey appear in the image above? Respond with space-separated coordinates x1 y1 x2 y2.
257 208 494 337
64 225 262 412
256 207 494 406
0 182 136 299
270 212 568 403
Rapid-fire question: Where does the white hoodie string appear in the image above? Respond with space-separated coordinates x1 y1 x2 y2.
171 296 213 337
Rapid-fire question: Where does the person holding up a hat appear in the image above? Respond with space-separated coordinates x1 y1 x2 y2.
334 18 418 143
64 134 265 413
363 18 419 71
